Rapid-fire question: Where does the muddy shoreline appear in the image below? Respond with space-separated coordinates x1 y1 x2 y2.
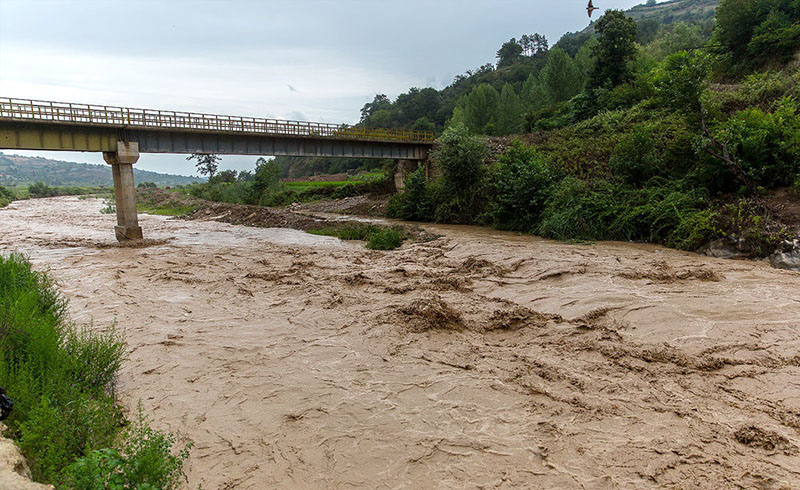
2 197 799 489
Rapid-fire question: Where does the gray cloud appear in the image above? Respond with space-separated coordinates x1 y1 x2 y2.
0 0 643 175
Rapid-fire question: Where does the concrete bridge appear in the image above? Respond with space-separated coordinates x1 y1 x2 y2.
0 97 433 240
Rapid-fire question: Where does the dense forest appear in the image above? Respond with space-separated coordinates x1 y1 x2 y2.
385 0 800 258
276 0 722 177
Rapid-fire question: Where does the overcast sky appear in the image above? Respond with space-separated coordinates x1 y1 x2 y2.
0 0 644 175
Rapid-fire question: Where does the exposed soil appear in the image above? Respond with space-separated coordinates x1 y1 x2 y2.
287 194 391 217
139 189 420 239
764 187 800 232
1 196 800 489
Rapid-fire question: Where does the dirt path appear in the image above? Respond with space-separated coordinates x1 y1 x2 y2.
2 197 800 489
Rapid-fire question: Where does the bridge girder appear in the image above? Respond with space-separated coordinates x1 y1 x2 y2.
0 120 430 160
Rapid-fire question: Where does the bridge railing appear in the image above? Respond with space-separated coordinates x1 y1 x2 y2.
0 97 435 143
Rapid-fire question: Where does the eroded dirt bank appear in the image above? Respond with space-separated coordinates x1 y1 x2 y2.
1 197 799 489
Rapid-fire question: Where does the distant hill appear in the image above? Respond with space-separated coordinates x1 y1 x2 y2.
555 0 719 54
0 153 203 187
625 0 718 24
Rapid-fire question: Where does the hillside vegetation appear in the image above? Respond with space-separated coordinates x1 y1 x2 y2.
387 0 800 258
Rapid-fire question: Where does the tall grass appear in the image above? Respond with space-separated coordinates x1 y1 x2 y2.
0 254 189 488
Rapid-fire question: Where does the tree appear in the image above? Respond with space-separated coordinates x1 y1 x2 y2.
520 34 532 56
430 124 488 222
412 117 436 134
211 169 237 184
496 84 524 135
462 84 500 135
588 10 638 89
187 153 221 179
521 74 551 114
713 0 800 69
360 94 392 122
530 33 549 55
574 37 598 84
540 47 583 103
251 157 282 204
496 38 523 67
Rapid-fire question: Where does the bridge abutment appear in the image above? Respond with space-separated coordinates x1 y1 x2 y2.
103 142 143 241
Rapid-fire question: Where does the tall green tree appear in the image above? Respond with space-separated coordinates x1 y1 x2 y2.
463 84 500 135
588 10 638 89
540 47 583 103
496 84 524 135
521 74 551 113
360 94 391 122
496 38 523 67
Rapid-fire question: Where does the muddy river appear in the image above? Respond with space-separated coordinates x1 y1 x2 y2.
2 197 799 489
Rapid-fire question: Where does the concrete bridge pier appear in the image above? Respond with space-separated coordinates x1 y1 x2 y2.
394 159 420 191
103 142 143 241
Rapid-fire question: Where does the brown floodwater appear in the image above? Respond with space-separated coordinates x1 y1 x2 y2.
1 196 799 489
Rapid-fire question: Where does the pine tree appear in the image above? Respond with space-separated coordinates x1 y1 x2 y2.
463 84 500 135
496 83 524 135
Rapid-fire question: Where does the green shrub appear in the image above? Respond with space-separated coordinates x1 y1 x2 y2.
366 228 403 250
64 406 191 490
715 97 800 187
484 141 555 231
609 125 664 186
429 124 488 223
28 182 55 198
0 185 12 207
386 164 434 221
535 178 715 249
536 177 621 241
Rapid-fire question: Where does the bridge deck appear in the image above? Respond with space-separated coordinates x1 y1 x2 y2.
0 97 434 144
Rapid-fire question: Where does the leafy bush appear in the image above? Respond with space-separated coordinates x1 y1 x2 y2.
28 181 56 198
715 97 800 187
484 141 555 230
429 124 488 223
366 228 403 250
535 178 716 249
0 185 12 207
386 164 434 221
64 406 191 490
610 125 663 186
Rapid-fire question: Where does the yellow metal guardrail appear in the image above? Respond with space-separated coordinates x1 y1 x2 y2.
0 97 435 144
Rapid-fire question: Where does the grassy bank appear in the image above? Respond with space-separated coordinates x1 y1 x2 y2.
0 254 190 488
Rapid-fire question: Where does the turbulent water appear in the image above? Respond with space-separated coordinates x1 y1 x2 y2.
2 197 799 489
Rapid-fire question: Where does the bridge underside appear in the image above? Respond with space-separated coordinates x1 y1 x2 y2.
0 120 429 160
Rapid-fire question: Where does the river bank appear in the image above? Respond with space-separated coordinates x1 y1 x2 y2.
1 196 799 488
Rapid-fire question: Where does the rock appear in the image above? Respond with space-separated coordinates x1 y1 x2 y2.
769 239 800 272
0 424 54 489
701 237 755 259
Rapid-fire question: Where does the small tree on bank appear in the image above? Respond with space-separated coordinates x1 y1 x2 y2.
187 153 221 180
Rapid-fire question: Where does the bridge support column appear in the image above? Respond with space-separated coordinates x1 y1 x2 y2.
103 142 143 241
394 159 420 191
